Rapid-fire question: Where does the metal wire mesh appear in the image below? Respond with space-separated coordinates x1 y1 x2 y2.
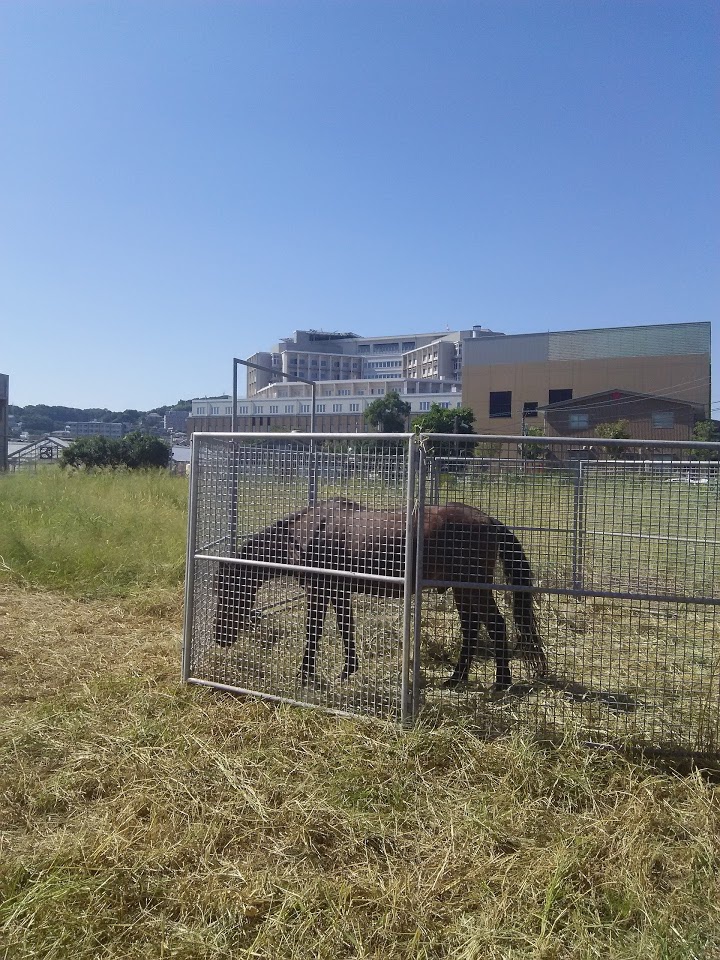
184 434 415 721
183 432 720 757
417 436 720 757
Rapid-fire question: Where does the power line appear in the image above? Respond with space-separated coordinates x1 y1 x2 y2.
543 376 710 415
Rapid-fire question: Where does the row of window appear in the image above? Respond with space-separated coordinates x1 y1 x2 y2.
487 390 677 429
489 389 573 418
197 398 463 417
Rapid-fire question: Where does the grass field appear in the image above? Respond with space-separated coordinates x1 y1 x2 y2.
2 468 720 958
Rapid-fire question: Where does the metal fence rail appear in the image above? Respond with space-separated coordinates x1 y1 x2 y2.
183 432 720 758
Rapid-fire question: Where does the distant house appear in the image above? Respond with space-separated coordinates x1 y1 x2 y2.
539 389 703 442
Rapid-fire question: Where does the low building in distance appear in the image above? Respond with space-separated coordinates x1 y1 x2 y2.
65 420 126 439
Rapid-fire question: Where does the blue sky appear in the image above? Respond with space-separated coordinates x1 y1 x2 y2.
1 0 717 411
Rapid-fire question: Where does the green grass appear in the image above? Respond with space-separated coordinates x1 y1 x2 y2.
0 469 188 598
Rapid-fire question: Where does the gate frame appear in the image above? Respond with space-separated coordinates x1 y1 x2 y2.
181 432 419 719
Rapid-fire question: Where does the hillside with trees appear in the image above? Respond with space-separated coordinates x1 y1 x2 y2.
8 401 192 436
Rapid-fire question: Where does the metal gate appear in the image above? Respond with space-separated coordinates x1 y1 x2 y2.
182 434 417 721
183 432 720 758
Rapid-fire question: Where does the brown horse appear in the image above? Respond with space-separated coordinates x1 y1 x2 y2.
213 498 546 690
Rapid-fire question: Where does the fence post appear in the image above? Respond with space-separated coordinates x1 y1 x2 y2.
571 459 585 591
181 436 201 682
412 441 427 720
426 454 440 505
400 436 419 725
227 441 236 556
308 437 317 506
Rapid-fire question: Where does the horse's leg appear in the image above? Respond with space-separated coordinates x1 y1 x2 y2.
478 591 512 691
299 580 330 684
334 583 358 681
446 588 512 690
444 587 478 687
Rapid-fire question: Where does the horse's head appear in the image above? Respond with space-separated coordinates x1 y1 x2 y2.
213 556 264 647
213 523 291 646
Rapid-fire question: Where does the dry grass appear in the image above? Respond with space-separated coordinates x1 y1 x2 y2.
2 581 720 959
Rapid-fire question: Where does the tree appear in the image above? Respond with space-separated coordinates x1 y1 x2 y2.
120 431 172 469
413 403 476 458
413 403 475 435
61 432 171 470
691 420 720 460
594 419 633 459
520 425 546 461
363 391 411 432
60 436 123 469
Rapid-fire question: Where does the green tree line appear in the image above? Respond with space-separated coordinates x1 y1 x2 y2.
9 400 192 435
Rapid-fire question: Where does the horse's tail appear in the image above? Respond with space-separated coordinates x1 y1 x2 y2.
496 525 547 677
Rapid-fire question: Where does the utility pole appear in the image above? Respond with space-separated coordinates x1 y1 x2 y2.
232 358 316 434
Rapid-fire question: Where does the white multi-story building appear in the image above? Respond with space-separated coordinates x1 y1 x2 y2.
245 326 498 396
189 326 501 433
190 380 465 433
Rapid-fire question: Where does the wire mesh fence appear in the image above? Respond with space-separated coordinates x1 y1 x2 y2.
184 435 416 721
183 432 720 758
418 435 720 757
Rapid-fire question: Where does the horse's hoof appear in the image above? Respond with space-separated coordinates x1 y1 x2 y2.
340 658 359 682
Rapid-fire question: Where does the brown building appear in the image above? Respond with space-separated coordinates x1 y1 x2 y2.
540 389 704 442
462 322 710 436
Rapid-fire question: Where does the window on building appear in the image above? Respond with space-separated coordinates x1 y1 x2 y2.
269 405 279 414
299 404 310 413
196 407 205 415
238 405 248 415
549 388 573 405
225 406 232 415
489 391 512 418
652 411 675 429
349 403 360 412
316 404 326 413
256 406 264 414
402 341 416 351
332 403 343 413
285 404 293 413
568 413 590 430
522 402 539 418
